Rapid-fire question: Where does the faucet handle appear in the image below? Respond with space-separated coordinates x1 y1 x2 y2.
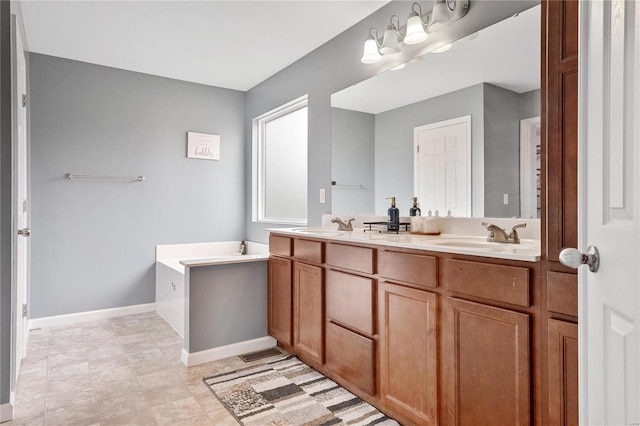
509 223 527 243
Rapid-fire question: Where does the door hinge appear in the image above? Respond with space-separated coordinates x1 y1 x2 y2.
22 304 27 319
22 94 27 108
417 145 420 153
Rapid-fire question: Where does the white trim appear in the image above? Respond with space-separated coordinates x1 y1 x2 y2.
253 94 309 225
413 115 472 217
0 402 13 423
519 116 541 219
577 0 589 421
181 336 277 366
28 303 156 329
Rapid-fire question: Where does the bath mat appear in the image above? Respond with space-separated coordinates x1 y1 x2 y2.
203 355 399 426
239 347 284 363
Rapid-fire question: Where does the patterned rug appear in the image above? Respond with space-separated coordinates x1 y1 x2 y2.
203 355 400 426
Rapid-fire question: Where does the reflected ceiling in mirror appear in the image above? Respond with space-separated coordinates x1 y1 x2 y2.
330 4 540 219
332 6 539 114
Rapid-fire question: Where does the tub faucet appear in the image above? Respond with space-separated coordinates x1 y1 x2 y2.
481 222 526 244
331 217 355 231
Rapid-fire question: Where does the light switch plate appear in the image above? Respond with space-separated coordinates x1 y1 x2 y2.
320 188 326 204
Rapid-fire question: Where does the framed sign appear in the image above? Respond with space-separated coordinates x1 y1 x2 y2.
187 132 220 160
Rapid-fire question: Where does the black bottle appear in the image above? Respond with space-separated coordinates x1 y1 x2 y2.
410 197 422 217
386 196 400 232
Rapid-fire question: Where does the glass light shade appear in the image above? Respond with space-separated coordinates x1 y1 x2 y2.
361 36 382 64
404 13 429 45
429 1 450 32
380 25 401 54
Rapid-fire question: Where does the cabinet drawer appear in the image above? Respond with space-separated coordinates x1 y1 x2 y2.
294 239 323 264
547 271 578 317
379 250 437 288
269 235 292 257
326 243 375 274
445 259 530 307
326 270 374 335
326 321 375 396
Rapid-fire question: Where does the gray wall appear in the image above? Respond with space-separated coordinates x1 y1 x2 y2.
330 107 375 215
185 261 268 353
29 54 246 318
519 89 541 120
245 1 538 243
483 83 521 217
374 84 485 216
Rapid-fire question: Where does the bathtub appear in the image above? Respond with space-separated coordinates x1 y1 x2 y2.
155 241 273 366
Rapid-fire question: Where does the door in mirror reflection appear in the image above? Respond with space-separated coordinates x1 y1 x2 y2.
414 116 471 217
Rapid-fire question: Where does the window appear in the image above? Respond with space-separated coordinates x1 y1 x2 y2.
253 96 308 224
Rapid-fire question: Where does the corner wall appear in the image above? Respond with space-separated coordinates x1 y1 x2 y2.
29 54 246 318
245 0 539 243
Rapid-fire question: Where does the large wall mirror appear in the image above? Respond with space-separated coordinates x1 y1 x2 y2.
331 3 540 218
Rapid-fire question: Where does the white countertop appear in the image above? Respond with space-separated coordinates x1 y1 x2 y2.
269 227 541 262
179 253 269 268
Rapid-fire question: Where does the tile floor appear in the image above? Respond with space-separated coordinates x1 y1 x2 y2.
6 311 277 425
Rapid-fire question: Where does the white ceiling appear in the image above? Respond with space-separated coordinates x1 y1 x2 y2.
331 4 540 114
20 0 389 91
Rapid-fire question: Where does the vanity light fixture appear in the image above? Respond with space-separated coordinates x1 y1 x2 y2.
360 0 470 65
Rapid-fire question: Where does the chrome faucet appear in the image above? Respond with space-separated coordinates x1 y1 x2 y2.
331 217 355 231
481 222 527 244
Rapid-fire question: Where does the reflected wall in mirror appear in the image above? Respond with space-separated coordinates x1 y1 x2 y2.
331 3 540 218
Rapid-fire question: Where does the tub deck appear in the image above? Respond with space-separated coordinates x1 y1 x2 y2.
155 241 272 366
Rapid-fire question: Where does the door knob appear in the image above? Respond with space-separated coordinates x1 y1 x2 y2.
559 245 599 272
17 228 31 237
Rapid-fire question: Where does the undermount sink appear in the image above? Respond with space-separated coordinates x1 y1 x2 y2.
289 227 346 236
431 239 538 252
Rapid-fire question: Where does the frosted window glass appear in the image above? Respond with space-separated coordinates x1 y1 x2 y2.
262 106 308 222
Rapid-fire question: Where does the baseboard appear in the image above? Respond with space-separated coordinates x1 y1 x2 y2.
181 336 277 366
0 401 13 423
29 303 156 329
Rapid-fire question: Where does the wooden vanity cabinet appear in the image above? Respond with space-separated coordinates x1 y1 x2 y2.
325 244 377 396
268 256 292 345
445 298 531 426
292 239 325 365
443 258 534 426
293 261 324 364
378 282 438 425
543 0 580 424
268 235 293 345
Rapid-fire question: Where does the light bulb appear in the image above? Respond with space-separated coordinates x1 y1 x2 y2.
361 36 381 64
429 1 450 32
380 24 401 54
404 13 429 45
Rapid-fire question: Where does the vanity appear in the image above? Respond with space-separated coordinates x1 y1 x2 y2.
266 223 560 425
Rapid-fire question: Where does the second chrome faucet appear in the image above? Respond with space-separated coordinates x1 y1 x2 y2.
481 222 526 244
332 217 355 231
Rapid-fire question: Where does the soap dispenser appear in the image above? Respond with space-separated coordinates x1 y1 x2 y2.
409 197 422 216
386 197 400 232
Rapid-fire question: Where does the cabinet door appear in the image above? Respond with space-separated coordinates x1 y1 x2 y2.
268 257 292 345
326 321 375 396
446 298 530 426
548 319 578 426
379 282 438 425
293 262 324 364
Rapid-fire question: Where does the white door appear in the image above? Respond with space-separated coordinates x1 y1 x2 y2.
574 1 639 424
414 116 471 217
10 15 29 388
